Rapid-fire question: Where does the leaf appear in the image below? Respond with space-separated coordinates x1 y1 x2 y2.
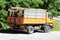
0 22 10 29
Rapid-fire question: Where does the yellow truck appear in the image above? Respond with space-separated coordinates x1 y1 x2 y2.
7 7 53 34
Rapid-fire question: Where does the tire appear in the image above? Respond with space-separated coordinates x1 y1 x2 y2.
27 26 34 34
41 25 50 33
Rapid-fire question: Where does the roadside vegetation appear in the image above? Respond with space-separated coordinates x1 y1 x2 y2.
52 20 60 31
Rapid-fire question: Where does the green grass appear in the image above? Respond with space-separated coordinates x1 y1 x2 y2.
52 20 60 31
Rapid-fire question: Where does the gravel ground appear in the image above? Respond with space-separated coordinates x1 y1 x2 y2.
0 31 60 40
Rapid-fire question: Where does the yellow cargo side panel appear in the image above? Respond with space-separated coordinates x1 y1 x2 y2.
23 18 46 24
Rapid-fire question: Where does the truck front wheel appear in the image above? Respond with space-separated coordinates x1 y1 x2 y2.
41 25 50 33
27 26 34 34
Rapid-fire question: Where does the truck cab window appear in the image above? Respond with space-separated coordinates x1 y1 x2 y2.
18 10 24 17
48 14 53 19
8 11 13 16
14 12 18 17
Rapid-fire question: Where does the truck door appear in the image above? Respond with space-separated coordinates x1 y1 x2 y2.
48 14 53 23
7 11 14 24
14 10 23 25
7 10 15 27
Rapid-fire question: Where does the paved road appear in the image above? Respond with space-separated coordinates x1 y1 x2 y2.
0 31 60 40
53 17 60 20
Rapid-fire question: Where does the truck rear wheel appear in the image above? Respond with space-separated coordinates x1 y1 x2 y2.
41 25 50 33
27 26 34 34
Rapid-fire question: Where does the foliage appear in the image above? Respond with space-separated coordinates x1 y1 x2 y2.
0 0 60 30
0 9 10 30
0 0 6 9
52 20 60 31
0 22 10 29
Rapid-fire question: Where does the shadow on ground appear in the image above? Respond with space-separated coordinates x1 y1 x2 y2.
0 29 28 34
0 29 43 34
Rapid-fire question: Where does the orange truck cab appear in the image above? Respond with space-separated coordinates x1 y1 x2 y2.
7 7 53 34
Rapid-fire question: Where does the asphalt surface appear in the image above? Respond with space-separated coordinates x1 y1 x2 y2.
53 17 60 20
0 31 60 40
